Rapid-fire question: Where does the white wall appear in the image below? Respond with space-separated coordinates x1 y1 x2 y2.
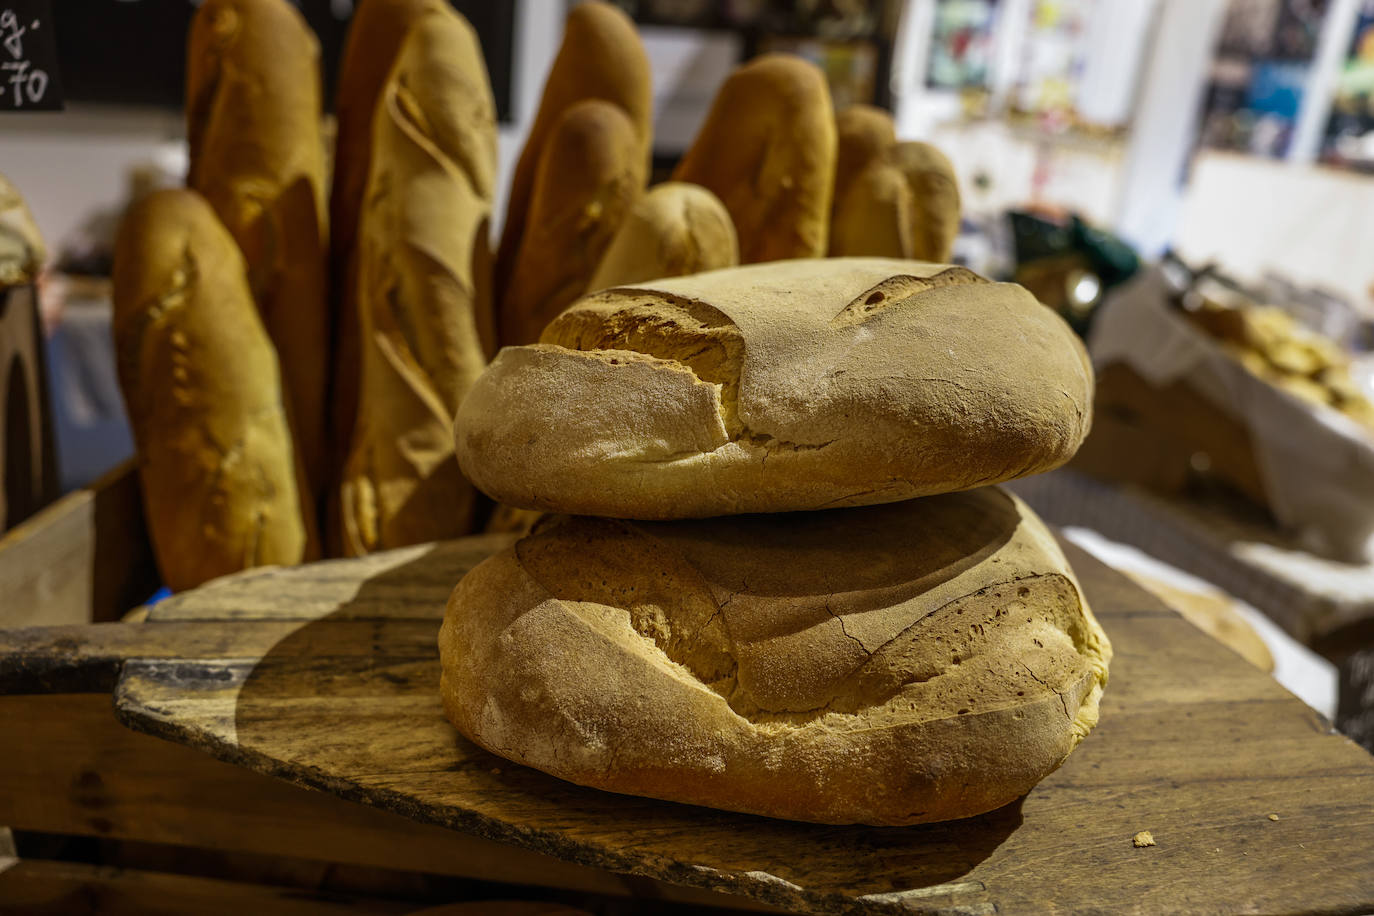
3 105 184 258
1175 151 1374 308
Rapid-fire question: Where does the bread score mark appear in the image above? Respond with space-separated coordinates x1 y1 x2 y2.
830 266 987 327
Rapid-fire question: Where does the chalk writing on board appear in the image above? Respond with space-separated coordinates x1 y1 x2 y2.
0 8 49 107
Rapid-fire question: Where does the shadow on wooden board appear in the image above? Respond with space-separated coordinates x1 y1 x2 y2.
109 527 1374 914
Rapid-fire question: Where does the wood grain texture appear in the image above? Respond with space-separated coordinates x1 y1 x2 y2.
108 535 1374 915
0 460 157 628
0 693 667 900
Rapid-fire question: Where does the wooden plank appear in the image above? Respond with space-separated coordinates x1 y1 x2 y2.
146 535 515 624
0 692 633 898
0 620 456 694
109 536 1374 915
0 858 416 915
0 692 780 911
0 460 157 628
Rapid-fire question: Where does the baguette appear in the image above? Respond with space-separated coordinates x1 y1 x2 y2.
339 5 496 555
494 1 651 310
499 99 645 346
328 0 445 491
186 0 330 497
831 137 962 262
112 189 317 590
672 55 836 263
831 103 896 210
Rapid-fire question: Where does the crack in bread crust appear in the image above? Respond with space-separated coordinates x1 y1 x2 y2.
830 267 987 327
515 511 1101 730
544 291 843 455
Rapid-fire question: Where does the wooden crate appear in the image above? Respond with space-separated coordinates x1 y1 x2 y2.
1 282 60 534
0 459 158 628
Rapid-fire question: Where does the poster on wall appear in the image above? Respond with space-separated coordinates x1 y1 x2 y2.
1013 0 1095 120
925 0 999 90
1198 0 1329 159
1319 1 1374 171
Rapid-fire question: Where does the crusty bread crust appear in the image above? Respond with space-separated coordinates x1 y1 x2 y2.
186 0 330 495
112 189 317 590
494 1 651 311
456 258 1093 519
339 6 496 554
439 488 1111 825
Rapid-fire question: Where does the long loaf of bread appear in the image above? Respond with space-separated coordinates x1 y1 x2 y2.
328 0 443 486
186 0 330 498
673 54 836 263
339 5 497 555
493 1 651 314
831 104 896 209
112 189 318 591
830 105 961 262
499 99 646 346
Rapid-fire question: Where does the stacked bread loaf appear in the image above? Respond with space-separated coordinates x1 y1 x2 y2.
441 257 1111 825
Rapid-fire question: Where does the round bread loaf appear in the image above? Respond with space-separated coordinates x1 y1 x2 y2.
456 257 1093 519
439 488 1111 825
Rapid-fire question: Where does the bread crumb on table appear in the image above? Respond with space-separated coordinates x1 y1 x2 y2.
1267 814 1280 821
1133 830 1157 848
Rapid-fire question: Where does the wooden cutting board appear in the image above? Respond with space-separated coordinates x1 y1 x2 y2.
110 533 1374 915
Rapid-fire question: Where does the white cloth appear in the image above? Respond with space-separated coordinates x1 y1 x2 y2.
1090 266 1374 562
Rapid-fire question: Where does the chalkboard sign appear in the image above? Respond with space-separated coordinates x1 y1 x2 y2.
50 0 513 120
0 0 62 110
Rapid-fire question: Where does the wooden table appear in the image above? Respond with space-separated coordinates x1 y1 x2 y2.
81 532 1374 915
